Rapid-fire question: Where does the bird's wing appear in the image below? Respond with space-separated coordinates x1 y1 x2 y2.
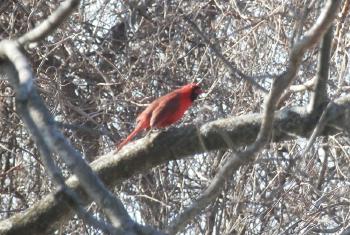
150 92 181 128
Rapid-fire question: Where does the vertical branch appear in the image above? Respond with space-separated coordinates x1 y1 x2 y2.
167 0 341 233
308 26 333 112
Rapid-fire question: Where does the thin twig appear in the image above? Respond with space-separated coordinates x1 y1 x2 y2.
301 101 334 157
183 15 269 93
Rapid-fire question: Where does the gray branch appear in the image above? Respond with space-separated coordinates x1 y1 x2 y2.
0 40 137 234
1 94 350 234
168 0 341 233
0 0 152 233
13 69 115 234
308 26 333 112
17 0 80 46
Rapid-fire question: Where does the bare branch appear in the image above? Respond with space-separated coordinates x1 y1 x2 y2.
2 93 350 234
168 0 341 233
0 41 33 100
17 0 80 46
5 0 140 230
0 40 115 234
15 75 116 234
258 0 340 147
289 78 315 92
301 101 334 157
333 0 350 50
316 142 328 190
308 27 333 112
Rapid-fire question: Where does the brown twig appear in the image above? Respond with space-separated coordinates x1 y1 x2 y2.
183 15 269 94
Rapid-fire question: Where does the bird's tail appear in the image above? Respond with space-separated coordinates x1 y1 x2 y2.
116 124 144 150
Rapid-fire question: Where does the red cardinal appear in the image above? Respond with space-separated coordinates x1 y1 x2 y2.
117 83 203 150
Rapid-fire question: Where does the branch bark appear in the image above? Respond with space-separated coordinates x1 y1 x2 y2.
1 94 350 234
308 26 333 112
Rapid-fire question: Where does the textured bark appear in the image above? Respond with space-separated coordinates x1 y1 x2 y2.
1 95 349 234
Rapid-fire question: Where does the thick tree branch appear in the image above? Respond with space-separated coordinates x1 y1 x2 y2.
1 94 350 234
0 41 33 100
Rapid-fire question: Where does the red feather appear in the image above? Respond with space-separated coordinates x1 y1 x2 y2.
117 83 203 150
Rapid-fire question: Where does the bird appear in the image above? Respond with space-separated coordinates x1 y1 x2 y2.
116 83 203 150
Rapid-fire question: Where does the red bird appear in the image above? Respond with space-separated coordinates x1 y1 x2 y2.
117 83 203 150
